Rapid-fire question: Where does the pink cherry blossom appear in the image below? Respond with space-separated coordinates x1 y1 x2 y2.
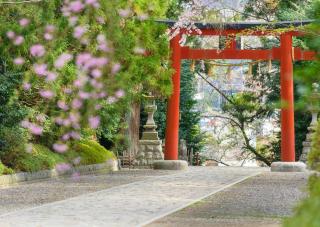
118 9 131 18
55 162 71 172
33 64 47 76
115 89 125 98
68 16 78 26
39 90 54 99
69 1 85 13
53 143 69 153
91 69 102 78
85 0 97 5
54 53 73 69
19 18 30 27
44 33 53 40
13 57 25 65
29 124 43 135
23 82 31 90
13 36 24 46
78 91 90 99
62 133 70 141
112 63 121 74
70 131 81 140
88 116 100 129
72 99 83 109
6 31 15 39
45 25 56 33
57 100 69 111
73 26 87 39
46 72 58 82
30 44 46 57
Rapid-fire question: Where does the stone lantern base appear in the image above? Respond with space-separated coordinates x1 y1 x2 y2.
134 140 164 166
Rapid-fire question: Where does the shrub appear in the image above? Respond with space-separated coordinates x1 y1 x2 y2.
0 161 15 175
14 144 65 172
74 139 115 165
0 127 27 168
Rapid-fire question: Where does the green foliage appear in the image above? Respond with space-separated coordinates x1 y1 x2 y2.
74 139 115 165
14 144 65 172
179 61 205 153
0 161 15 175
0 127 28 167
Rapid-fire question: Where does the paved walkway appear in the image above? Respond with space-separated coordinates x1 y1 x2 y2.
148 172 309 227
0 167 265 227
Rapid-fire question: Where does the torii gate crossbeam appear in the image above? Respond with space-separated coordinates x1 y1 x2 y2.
160 20 316 163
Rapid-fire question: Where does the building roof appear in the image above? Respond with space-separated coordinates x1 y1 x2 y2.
156 19 314 30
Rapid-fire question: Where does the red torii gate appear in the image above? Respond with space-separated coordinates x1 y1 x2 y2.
160 20 316 163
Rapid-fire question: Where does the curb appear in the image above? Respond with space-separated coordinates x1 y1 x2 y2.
0 159 118 186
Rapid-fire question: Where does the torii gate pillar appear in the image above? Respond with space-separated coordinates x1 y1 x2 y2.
280 34 295 162
164 34 181 160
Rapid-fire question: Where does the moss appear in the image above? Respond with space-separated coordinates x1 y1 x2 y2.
14 144 65 172
74 139 115 165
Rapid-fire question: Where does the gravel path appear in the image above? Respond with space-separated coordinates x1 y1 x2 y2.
148 172 309 227
0 167 265 227
0 169 173 215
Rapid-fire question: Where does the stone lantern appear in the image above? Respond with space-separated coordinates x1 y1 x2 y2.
300 83 320 162
134 94 164 166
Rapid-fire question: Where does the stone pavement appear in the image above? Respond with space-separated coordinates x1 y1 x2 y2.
148 172 309 227
0 167 265 227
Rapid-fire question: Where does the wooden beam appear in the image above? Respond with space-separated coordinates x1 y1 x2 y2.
180 47 315 61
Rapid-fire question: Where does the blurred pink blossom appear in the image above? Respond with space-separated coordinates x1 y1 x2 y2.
30 44 46 57
73 26 87 39
69 1 85 13
23 82 31 90
53 144 68 153
19 18 30 27
88 116 100 129
115 89 125 98
57 100 69 111
70 131 81 140
44 33 53 41
55 162 71 172
45 25 56 33
46 72 58 82
112 63 121 74
33 64 47 76
68 16 78 26
54 53 73 69
14 57 25 65
91 69 102 78
29 124 43 135
39 90 54 99
72 99 83 109
13 36 24 46
6 31 15 39
118 9 131 18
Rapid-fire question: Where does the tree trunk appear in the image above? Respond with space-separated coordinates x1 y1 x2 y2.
127 101 141 158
